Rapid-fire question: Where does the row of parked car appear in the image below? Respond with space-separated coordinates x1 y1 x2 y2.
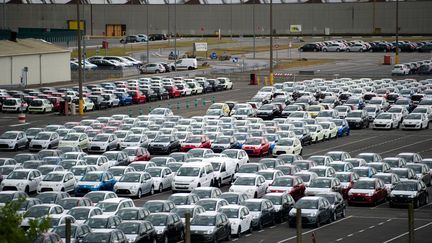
298 39 432 53
0 76 233 114
71 55 143 71
246 77 432 130
120 34 167 44
392 59 432 76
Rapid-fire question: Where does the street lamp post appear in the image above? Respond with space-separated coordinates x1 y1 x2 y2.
269 0 273 84
253 1 256 59
146 4 149 64
76 0 84 116
174 1 177 70
395 0 399 64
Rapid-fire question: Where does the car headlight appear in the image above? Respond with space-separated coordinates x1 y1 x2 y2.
306 212 318 217
131 185 138 190
252 214 260 219
206 229 214 234
408 194 416 198
367 192 374 196
229 188 234 192
93 184 99 188
17 182 24 188
156 229 164 234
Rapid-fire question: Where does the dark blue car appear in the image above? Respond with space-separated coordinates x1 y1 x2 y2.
332 119 350 137
114 92 133 106
74 171 117 196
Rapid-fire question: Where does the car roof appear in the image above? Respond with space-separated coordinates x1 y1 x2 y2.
99 198 130 203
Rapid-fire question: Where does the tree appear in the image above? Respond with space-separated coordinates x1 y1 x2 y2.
0 198 50 243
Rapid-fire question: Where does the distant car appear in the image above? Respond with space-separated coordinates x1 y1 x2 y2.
244 198 276 230
74 171 116 196
288 196 334 228
0 131 28 151
114 171 154 198
190 212 232 242
141 63 165 74
299 43 320 52
389 180 429 208
146 212 184 243
348 178 387 206
392 64 411 76
117 220 157 243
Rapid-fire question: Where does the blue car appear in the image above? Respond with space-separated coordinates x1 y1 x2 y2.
114 92 133 106
265 134 281 154
332 119 350 137
346 98 365 110
74 171 116 196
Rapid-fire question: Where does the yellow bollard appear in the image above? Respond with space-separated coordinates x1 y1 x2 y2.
257 76 260 86
270 72 274 86
79 98 85 116
264 77 268 86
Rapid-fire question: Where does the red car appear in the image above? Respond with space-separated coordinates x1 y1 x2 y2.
123 147 151 162
128 90 146 104
267 175 306 201
242 137 270 157
335 172 359 199
90 123 106 130
48 97 61 111
164 85 182 98
348 178 387 206
180 135 212 152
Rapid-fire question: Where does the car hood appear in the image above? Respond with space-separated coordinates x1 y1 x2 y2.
403 119 421 123
174 176 198 183
306 187 332 194
115 182 140 188
76 181 101 187
190 225 215 232
230 185 254 191
268 186 291 192
349 189 374 194
391 190 417 197
0 139 15 143
150 142 170 147
374 119 391 123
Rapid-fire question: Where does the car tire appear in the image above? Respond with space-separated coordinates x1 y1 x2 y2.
163 235 169 243
137 189 142 199
414 199 420 208
179 230 184 241
25 186 29 195
341 208 346 218
150 186 155 195
197 183 201 188
247 223 253 233
346 49 350 52
235 226 241 238
336 49 340 52
155 70 160 74
212 236 218 243
315 217 321 228
158 184 163 193
216 179 222 188
323 49 328 52
331 212 337 222
225 231 231 241
254 192 258 198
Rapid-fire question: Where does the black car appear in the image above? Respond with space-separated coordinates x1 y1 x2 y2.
140 88 159 102
81 229 127 243
418 64 432 75
207 79 225 92
89 59 122 70
389 180 429 208
151 87 170 100
120 35 139 44
88 95 109 110
197 80 213 93
418 44 432 53
370 43 391 52
148 135 181 155
256 104 281 120
244 199 276 230
52 224 92 243
117 221 157 243
263 192 295 223
288 196 334 228
146 213 184 243
345 110 369 129
293 128 313 146
190 212 231 243
316 192 346 220
299 43 320 52
148 34 167 41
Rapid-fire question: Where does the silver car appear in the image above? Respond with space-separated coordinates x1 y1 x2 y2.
0 131 28 150
113 172 154 198
29 132 60 152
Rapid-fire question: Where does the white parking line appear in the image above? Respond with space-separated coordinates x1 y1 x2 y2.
258 230 264 232
382 222 432 243
276 216 353 243
10 122 31 127
415 202 432 210
336 238 343 242
269 226 276 229
379 137 432 155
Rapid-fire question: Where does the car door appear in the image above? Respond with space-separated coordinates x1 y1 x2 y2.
242 207 252 231
165 169 174 189
143 173 153 193
65 173 75 192
261 201 272 225
52 133 60 148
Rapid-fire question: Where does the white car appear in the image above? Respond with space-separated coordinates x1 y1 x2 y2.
145 167 174 193
113 172 154 198
346 43 366 52
0 169 43 193
372 113 400 129
221 149 249 166
305 177 342 196
21 204 64 228
67 206 104 225
141 63 165 74
113 130 134 144
217 77 233 90
392 64 411 76
0 131 28 150
401 113 429 130
83 155 111 171
322 43 346 52
1 98 27 112
171 162 215 192
318 122 338 140
27 99 53 113
88 133 119 153
29 132 60 152
119 134 148 149
196 198 229 213
272 138 303 157
256 169 284 185
229 175 268 199
70 165 97 181
37 171 76 194
95 198 135 216
62 152 87 161
219 205 253 237
176 84 193 96
306 125 325 143
107 166 136 181
59 133 90 151
202 157 237 187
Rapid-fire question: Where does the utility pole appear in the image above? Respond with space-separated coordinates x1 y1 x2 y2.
408 203 414 243
296 208 302 243
253 1 256 59
65 218 71 243
76 0 84 116
185 212 191 243
146 4 149 64
395 0 399 64
269 0 274 84
174 0 177 70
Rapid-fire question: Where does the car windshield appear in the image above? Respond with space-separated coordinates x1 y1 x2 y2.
119 173 141 182
222 150 238 159
96 202 118 212
394 182 418 191
309 179 332 188
123 149 138 156
354 168 370 177
118 222 142 234
191 215 216 226
185 136 202 143
220 194 239 204
374 175 392 184
214 137 231 144
93 135 109 142
245 138 262 145
25 206 50 217
26 128 42 136
82 232 111 242
144 202 164 212
109 168 125 176
234 177 256 186
124 135 141 142
335 174 351 182
257 172 275 180
146 168 163 178
153 136 170 142
295 199 318 209
81 173 101 182
177 167 200 177
0 132 18 139
197 200 218 211
34 133 51 140
58 198 81 210
392 170 409 179
0 194 14 203
147 214 168 226
277 139 294 146
238 165 259 173
86 218 109 228
264 195 283 205
347 112 362 118
244 201 261 211
353 180 375 189
376 114 392 119
8 171 29 179
317 194 335 204
43 173 63 182
408 165 423 174
272 177 293 187
210 162 221 171
53 225 78 238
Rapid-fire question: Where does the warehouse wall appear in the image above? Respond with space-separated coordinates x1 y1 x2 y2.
0 53 70 87
2 2 432 36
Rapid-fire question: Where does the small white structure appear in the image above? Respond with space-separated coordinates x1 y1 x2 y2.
0 38 71 87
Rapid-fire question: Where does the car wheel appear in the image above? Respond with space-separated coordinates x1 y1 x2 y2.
341 208 346 218
25 186 29 195
235 226 241 238
346 49 350 52
323 49 328 52
197 183 201 188
150 186 154 195
315 217 321 228
414 199 420 208
137 189 142 199
257 220 263 230
13 144 18 151
212 236 218 243
158 184 163 193
216 179 222 188
332 212 337 222
336 49 340 52
179 230 184 241
254 192 258 198
247 223 253 233
155 70 160 74
270 215 276 226
163 235 169 243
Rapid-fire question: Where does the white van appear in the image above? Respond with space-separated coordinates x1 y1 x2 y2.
171 58 198 71
203 157 237 187
172 162 215 192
